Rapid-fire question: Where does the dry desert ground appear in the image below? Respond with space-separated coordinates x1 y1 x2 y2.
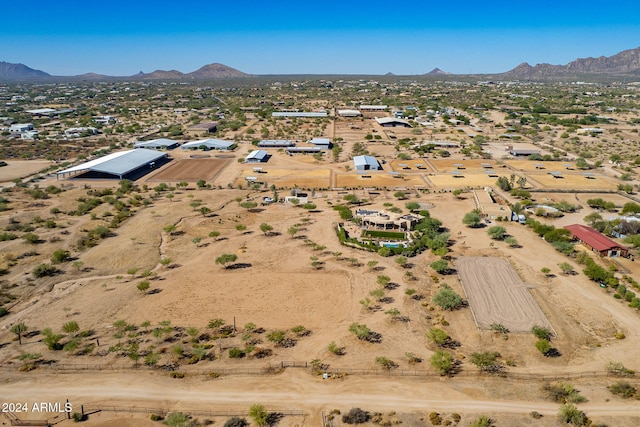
0 151 639 426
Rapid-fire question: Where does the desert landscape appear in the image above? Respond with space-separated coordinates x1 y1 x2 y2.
1 73 640 427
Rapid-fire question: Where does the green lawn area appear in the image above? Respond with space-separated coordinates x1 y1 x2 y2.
362 230 406 239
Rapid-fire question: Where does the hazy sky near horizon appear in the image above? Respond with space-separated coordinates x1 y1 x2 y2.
4 1 640 76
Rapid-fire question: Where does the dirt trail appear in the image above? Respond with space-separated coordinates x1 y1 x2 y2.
2 370 640 418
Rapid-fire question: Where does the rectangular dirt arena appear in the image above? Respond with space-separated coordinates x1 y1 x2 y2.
455 256 552 332
145 158 230 182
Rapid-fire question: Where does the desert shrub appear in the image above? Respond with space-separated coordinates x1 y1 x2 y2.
51 249 71 264
532 325 552 340
224 417 248 427
32 263 57 278
432 284 463 310
228 348 245 358
428 412 442 425
543 382 586 403
342 408 370 424
558 403 588 426
609 381 637 399
150 414 163 421
471 415 493 427
165 411 190 427
606 361 635 377
71 412 85 422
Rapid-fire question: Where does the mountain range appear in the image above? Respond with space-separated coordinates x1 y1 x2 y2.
3 46 640 81
0 62 249 81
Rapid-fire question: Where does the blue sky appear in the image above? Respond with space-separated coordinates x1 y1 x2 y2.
4 1 640 76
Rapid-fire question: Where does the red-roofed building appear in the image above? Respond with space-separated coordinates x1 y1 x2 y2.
565 224 629 258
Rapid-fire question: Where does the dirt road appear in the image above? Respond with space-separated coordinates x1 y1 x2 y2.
3 370 640 418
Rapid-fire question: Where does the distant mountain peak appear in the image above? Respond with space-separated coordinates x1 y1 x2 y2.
505 46 640 78
425 67 450 75
385 72 395 76
0 61 50 79
187 63 249 78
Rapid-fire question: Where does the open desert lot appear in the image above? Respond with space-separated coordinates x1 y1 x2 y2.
3 73 640 426
455 256 552 332
527 171 619 190
428 159 498 173
504 160 577 172
427 172 513 188
387 159 433 172
0 160 51 183
235 167 331 188
144 158 231 182
335 172 427 188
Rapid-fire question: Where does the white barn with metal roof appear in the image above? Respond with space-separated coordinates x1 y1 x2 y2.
56 149 168 180
134 138 180 150
181 139 236 151
353 155 382 171
245 150 269 163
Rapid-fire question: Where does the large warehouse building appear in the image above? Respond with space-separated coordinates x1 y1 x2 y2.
56 149 169 180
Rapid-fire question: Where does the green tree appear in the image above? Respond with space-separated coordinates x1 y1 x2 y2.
248 404 269 427
32 263 57 278
430 259 450 274
163 224 177 235
462 211 482 227
42 328 63 350
504 236 519 247
199 206 212 217
496 176 512 191
558 262 574 275
426 328 450 347
215 253 238 268
23 232 40 244
375 356 398 370
471 415 494 427
10 322 28 345
558 403 588 426
487 226 506 240
51 249 71 264
536 339 552 355
470 351 501 373
430 349 454 376
405 201 420 212
236 224 247 233
62 320 80 337
287 226 299 239
432 285 463 310
137 281 150 294
349 323 372 341
18 352 42 371
532 325 552 340
165 411 191 427
259 223 273 236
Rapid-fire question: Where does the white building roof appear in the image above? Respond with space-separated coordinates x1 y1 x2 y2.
134 138 179 148
181 138 235 150
375 117 412 126
337 109 362 116
57 149 167 178
353 155 381 169
272 111 328 118
246 150 268 160
310 137 331 146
